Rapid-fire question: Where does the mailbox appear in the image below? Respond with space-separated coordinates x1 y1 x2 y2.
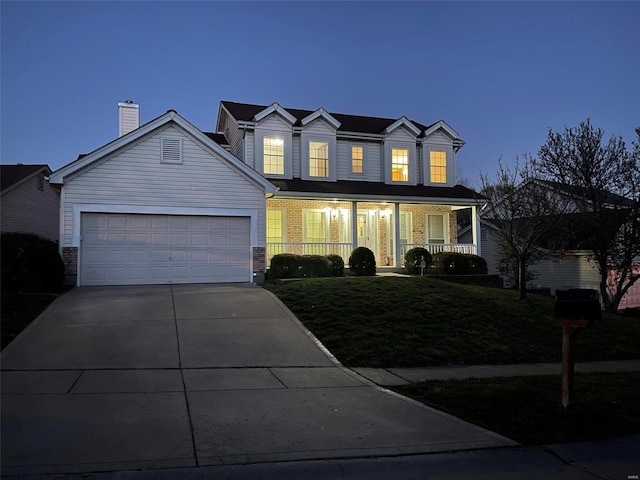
554 289 601 327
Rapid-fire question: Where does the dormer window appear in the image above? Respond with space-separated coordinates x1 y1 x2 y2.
264 136 285 175
351 145 364 174
430 150 447 183
309 141 329 177
391 147 409 182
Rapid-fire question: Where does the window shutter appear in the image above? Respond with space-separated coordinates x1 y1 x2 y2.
161 137 182 164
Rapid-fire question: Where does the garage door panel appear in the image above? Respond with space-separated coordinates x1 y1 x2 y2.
80 214 251 286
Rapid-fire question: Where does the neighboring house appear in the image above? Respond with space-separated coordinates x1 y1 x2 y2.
50 101 484 287
460 181 640 309
0 164 60 241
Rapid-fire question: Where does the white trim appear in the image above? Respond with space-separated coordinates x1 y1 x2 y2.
384 116 421 136
301 108 341 129
254 103 297 124
423 120 461 140
274 190 483 205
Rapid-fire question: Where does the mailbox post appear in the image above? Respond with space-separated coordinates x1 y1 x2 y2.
554 289 600 409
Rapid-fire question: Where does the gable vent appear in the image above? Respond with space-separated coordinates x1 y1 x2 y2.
161 137 182 164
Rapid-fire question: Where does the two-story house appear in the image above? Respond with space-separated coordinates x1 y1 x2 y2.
49 101 483 286
217 101 483 267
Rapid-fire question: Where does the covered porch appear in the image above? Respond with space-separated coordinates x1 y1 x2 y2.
266 197 481 268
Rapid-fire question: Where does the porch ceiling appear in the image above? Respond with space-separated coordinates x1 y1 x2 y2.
270 179 485 205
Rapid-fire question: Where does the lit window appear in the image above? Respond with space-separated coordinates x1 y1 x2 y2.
264 137 284 175
267 209 284 244
427 214 446 244
351 145 363 173
430 150 447 183
391 148 409 182
305 211 327 243
309 141 329 177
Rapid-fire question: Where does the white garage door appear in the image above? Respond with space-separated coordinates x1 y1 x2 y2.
80 213 251 286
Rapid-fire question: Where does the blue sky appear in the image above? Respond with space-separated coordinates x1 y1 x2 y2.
2 1 638 187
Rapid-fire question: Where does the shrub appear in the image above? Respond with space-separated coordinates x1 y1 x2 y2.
1 232 65 292
299 255 333 278
404 247 432 275
430 252 488 275
348 247 376 276
269 253 302 279
326 254 345 277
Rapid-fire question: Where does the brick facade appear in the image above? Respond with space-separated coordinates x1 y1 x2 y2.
253 246 266 272
61 247 78 275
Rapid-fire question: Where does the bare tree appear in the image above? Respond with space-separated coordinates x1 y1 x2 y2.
534 120 640 312
481 157 568 300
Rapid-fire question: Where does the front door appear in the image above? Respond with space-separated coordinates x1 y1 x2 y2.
357 211 379 262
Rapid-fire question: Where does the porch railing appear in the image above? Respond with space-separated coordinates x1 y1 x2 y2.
266 242 477 266
267 243 352 264
400 243 477 256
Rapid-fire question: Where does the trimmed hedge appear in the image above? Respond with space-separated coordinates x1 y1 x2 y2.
348 247 376 276
269 253 342 279
326 254 345 277
1 232 65 292
430 252 488 275
404 247 432 275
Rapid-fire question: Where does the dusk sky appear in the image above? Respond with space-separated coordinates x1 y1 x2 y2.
2 1 638 188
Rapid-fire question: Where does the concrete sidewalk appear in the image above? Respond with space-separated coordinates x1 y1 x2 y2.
1 284 515 477
353 359 640 386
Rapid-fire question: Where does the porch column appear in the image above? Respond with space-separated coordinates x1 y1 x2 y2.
351 201 358 252
394 202 401 267
472 205 482 256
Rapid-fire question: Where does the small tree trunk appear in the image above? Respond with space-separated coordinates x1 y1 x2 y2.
519 256 527 300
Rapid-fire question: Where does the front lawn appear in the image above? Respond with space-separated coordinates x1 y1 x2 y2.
392 372 640 445
265 276 640 367
1 292 61 349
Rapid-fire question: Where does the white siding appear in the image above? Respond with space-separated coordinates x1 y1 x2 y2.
367 143 383 182
293 136 301 178
244 131 255 169
1 175 60 241
61 124 265 248
424 130 452 144
257 114 292 131
223 115 244 161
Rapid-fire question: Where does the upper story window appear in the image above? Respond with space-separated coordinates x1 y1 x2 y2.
351 145 364 174
391 147 409 182
430 150 447 183
264 136 285 175
309 141 329 177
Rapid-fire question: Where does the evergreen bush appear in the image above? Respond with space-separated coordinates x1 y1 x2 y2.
348 247 376 276
404 247 432 275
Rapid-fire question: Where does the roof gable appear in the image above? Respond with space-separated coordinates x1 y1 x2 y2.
1 164 50 193
49 110 276 193
253 102 297 125
300 108 341 129
423 120 462 142
383 116 421 136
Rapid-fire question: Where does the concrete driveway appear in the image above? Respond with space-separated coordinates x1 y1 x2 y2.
1 284 515 476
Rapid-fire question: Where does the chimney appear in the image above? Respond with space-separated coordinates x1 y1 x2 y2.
118 100 139 136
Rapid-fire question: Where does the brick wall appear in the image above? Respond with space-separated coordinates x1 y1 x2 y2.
61 247 78 275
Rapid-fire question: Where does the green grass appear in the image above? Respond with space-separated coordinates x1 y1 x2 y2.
1 292 62 350
392 373 640 445
265 276 640 367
